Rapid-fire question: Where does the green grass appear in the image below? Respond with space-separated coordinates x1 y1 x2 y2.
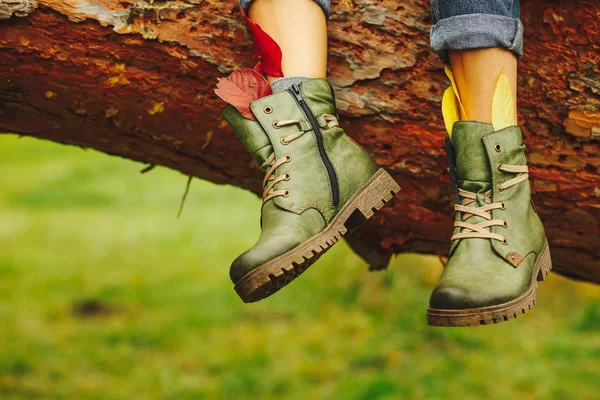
0 135 598 400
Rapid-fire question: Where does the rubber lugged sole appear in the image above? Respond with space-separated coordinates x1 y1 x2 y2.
426 240 552 327
234 168 401 303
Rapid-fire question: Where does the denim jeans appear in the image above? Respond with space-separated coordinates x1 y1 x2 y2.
238 0 523 63
431 0 523 63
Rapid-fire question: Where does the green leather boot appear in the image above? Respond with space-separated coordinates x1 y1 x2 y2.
222 79 400 302
427 122 552 326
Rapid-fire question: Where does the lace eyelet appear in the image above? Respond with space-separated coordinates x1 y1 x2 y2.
500 202 506 210
283 190 291 198
494 144 502 153
264 106 273 114
272 122 280 128
501 239 508 245
498 164 503 172
503 221 509 228
285 155 292 162
498 183 505 191
284 173 291 181
280 138 289 145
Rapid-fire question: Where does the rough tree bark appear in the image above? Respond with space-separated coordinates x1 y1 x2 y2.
0 1 598 283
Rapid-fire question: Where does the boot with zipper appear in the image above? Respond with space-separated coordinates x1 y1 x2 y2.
427 122 552 326
222 78 400 302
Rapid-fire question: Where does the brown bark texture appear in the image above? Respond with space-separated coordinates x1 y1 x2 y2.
0 0 598 283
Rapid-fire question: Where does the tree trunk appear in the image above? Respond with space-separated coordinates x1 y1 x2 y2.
1 0 598 283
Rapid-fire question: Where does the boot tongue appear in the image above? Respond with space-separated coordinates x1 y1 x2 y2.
450 123 496 244
222 105 273 170
452 122 495 195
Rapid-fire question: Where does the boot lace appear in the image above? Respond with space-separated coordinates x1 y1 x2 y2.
451 164 529 244
262 114 339 204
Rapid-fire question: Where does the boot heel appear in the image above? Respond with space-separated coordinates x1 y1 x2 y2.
536 240 552 281
354 169 400 219
342 169 400 232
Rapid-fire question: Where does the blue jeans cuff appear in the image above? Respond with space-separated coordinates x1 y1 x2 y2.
430 14 524 64
239 0 331 19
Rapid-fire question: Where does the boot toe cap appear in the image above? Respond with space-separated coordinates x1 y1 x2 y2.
230 208 327 285
230 238 301 284
429 285 518 310
230 252 260 284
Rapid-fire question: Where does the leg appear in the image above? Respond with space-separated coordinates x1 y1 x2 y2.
248 0 328 82
430 0 523 123
449 48 517 123
427 0 551 326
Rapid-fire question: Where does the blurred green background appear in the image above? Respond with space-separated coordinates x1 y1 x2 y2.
0 135 598 400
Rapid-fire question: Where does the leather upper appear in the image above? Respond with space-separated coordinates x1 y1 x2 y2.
431 122 547 310
222 79 379 284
